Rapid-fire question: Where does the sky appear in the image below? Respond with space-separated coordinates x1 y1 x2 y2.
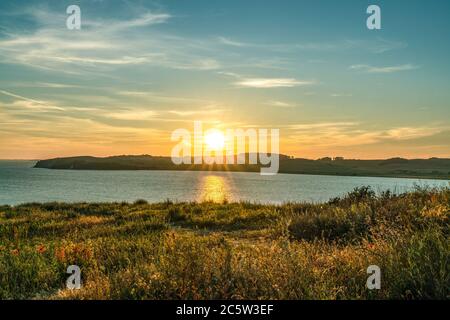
0 0 449 160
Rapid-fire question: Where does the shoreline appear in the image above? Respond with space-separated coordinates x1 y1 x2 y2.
31 155 450 181
33 166 450 181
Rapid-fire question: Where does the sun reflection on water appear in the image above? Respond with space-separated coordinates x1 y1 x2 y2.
198 175 230 203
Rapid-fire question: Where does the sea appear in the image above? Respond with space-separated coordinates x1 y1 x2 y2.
0 160 448 205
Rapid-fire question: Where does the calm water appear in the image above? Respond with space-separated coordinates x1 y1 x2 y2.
0 160 448 205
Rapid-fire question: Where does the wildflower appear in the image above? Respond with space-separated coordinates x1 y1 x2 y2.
421 204 448 218
37 244 47 254
151 272 162 281
11 249 19 256
55 247 66 262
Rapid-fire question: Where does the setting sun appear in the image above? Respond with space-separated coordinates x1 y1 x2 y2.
204 131 225 151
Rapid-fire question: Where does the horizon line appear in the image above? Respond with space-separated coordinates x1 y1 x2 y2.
2 154 450 162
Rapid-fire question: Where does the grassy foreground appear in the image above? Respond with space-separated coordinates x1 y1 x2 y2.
0 186 448 300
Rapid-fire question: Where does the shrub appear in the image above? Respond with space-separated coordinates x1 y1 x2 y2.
288 205 372 242
382 227 449 299
167 206 187 222
133 199 148 205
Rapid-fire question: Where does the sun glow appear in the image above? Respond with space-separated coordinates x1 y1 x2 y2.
198 175 230 203
204 130 225 151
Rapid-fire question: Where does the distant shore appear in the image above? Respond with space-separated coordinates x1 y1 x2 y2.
33 155 450 180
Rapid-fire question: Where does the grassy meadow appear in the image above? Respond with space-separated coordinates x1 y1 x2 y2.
0 186 448 300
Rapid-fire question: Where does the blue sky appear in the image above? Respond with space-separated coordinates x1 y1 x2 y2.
0 0 449 159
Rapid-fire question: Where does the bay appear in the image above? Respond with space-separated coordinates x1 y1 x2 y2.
0 160 448 205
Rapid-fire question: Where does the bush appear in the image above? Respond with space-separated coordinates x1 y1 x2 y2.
133 199 148 205
289 205 372 242
382 227 449 299
167 206 187 222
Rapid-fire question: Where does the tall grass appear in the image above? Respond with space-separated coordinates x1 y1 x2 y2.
0 186 448 300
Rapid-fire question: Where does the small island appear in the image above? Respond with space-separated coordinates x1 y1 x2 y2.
34 155 450 180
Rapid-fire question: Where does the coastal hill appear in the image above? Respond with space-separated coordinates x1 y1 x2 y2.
34 155 450 179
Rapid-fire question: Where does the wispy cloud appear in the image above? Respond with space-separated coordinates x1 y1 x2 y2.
331 93 353 97
170 58 221 70
0 89 66 111
286 122 379 148
289 122 358 131
105 110 158 121
217 37 406 54
0 97 66 114
111 12 171 29
217 71 242 78
14 82 83 89
285 121 447 149
384 127 443 140
343 38 407 54
116 91 214 104
266 100 298 108
0 8 219 73
350 64 419 74
217 37 247 47
0 89 45 103
168 108 226 116
235 78 316 88
50 55 150 65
